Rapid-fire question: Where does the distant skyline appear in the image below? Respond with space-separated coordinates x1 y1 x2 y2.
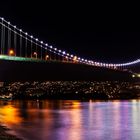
1 1 139 63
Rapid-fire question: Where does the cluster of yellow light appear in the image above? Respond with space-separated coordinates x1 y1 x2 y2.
132 74 140 78
0 105 22 125
72 101 81 108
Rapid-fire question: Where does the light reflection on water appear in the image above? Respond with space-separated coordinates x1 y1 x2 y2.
1 100 140 140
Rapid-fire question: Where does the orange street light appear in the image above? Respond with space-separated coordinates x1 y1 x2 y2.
33 52 37 58
9 49 15 56
73 56 77 62
45 55 49 60
33 52 37 55
65 56 69 62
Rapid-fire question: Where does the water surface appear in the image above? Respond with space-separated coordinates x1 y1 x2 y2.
0 100 140 140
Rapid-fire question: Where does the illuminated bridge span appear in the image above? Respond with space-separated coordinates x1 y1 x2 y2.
0 17 140 70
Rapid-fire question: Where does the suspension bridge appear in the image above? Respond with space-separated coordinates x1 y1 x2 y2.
0 17 139 81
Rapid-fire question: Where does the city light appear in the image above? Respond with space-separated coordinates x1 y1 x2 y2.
132 75 135 78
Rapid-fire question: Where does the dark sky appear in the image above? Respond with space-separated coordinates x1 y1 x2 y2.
1 1 140 63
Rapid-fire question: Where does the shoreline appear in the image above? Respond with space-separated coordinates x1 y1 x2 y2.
0 124 21 140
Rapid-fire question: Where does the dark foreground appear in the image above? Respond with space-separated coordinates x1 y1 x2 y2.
0 125 21 140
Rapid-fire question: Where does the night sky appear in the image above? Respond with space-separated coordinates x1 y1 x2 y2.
1 1 139 63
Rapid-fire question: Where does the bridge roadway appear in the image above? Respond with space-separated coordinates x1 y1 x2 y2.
0 55 133 81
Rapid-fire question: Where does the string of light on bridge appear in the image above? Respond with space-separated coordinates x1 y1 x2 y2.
0 17 77 62
0 17 140 70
